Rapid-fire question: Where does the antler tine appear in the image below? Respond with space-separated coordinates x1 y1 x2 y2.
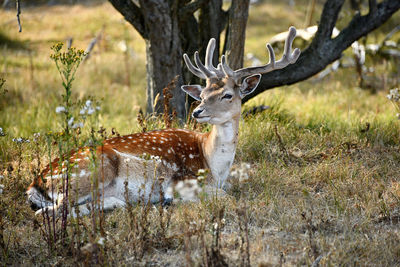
221 55 235 78
232 26 301 82
205 38 225 78
205 39 216 71
194 51 217 78
183 53 207 79
275 26 301 68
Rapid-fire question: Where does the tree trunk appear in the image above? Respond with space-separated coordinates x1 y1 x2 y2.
198 0 226 69
139 0 186 118
224 0 250 70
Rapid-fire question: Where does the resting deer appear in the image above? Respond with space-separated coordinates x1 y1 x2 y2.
26 27 300 216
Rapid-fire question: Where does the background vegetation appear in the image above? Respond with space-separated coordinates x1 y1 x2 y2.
0 0 399 265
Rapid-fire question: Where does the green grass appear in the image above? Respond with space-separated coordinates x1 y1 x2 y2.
0 0 400 265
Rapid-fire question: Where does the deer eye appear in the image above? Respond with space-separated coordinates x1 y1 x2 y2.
221 94 233 100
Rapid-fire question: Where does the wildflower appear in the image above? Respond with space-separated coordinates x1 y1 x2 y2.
87 107 95 115
213 222 219 230
0 127 5 137
387 88 400 102
0 184 3 194
197 168 208 184
12 137 30 144
68 117 75 127
33 132 41 142
55 106 67 113
230 162 251 182
80 100 98 115
97 237 105 246
117 40 127 52
72 122 84 129
175 179 200 201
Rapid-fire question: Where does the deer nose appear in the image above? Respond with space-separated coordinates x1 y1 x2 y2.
192 109 204 118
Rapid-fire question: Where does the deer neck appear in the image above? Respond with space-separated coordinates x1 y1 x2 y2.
201 115 240 188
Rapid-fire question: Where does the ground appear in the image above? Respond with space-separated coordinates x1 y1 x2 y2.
0 0 399 265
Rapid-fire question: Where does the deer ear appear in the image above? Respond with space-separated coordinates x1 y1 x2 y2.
181 85 203 101
239 74 261 98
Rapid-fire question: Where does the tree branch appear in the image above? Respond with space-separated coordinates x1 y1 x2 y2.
180 0 209 20
311 0 344 48
243 0 400 103
108 0 147 39
16 0 22 32
225 0 250 69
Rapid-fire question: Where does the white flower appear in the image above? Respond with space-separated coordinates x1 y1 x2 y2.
97 237 105 246
68 117 74 126
55 106 66 113
0 127 4 136
80 100 98 115
12 137 29 143
387 88 400 102
213 222 219 230
0 184 4 194
117 41 127 52
72 122 84 129
175 179 200 201
87 107 95 115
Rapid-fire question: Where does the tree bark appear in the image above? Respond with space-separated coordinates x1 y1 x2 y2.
140 0 185 117
225 0 250 70
198 0 226 68
243 0 400 103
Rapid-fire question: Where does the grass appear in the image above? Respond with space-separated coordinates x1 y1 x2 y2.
1 0 400 265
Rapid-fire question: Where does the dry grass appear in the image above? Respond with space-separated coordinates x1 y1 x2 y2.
1 0 400 266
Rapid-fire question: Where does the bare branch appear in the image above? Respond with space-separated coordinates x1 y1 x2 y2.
312 0 344 47
16 0 22 32
180 0 208 20
243 0 400 103
108 0 147 39
83 29 103 63
369 0 377 14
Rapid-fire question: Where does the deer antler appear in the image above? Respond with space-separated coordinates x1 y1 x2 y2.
183 27 300 83
225 26 300 83
183 38 225 79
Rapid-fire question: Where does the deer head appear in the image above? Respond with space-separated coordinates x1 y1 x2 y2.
181 26 301 124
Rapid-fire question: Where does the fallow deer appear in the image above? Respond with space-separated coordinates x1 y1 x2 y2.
26 27 300 216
